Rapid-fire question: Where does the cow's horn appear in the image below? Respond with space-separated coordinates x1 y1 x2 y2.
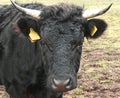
10 0 41 19
82 3 112 18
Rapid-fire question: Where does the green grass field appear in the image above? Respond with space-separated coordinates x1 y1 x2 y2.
0 0 120 98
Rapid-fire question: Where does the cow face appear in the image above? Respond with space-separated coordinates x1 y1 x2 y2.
40 18 85 92
11 1 111 93
16 15 85 92
16 17 107 93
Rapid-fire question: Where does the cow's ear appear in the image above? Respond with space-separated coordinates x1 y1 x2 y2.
17 17 41 43
85 19 107 39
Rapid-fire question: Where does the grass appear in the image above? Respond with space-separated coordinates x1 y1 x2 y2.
1 1 119 60
0 0 120 98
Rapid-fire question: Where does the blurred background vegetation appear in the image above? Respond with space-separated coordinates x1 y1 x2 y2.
1 0 119 37
0 0 120 98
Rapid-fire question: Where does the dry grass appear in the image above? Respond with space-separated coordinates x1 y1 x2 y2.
0 0 120 98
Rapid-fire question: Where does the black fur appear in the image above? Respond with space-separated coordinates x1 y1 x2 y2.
0 3 108 98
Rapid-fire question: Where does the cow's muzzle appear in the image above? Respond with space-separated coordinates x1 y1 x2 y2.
50 76 76 92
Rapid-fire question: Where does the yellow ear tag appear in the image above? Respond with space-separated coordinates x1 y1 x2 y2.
29 28 41 43
90 25 97 36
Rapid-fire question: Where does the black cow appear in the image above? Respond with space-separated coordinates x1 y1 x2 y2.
0 1 112 98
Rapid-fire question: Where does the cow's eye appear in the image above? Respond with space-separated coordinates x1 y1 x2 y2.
44 43 53 52
70 40 77 45
70 40 78 50
77 45 82 54
41 41 47 46
41 41 53 52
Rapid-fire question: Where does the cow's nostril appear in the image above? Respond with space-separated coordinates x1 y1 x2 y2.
52 78 71 92
53 78 71 86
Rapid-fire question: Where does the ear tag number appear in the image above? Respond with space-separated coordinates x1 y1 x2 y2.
90 25 97 36
29 28 41 43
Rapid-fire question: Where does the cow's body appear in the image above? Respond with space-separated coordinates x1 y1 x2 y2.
0 2 111 98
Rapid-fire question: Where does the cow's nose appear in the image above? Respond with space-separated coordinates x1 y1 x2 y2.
52 78 72 92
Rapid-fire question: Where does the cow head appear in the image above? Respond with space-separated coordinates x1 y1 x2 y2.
11 0 112 92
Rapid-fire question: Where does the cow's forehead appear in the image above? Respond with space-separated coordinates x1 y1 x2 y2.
40 3 83 21
41 22 84 45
